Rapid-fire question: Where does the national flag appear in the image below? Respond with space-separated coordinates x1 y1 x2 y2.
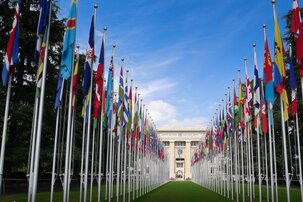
263 36 275 105
253 48 260 129
227 91 233 136
233 84 239 129
36 34 47 93
59 0 77 79
245 61 252 121
123 75 130 127
291 0 303 78
93 34 105 118
118 66 124 126
260 84 268 134
289 47 298 116
106 56 114 117
54 75 63 109
127 82 133 131
35 0 51 59
82 15 95 97
2 0 21 86
72 54 79 108
238 76 245 128
273 5 289 121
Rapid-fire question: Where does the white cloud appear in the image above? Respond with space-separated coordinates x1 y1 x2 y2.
138 78 177 99
147 100 208 127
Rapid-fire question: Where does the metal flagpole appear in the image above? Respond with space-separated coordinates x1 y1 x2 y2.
123 70 129 202
84 5 98 202
31 2 52 201
295 112 303 202
0 75 12 194
80 109 87 202
50 78 65 202
89 127 96 202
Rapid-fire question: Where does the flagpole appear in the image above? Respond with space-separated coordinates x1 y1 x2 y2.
80 108 87 202
295 112 303 202
31 2 52 201
128 80 133 202
228 87 234 201
0 75 12 194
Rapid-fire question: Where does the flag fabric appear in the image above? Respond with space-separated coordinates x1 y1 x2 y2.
263 37 275 105
233 84 239 130
72 55 79 108
123 76 129 127
291 0 303 78
289 47 298 116
36 34 47 92
273 6 289 121
238 76 245 128
2 0 21 86
227 91 233 136
127 83 133 131
54 75 63 109
118 66 124 126
253 47 260 120
35 0 51 59
245 62 252 122
106 56 114 117
82 15 95 97
59 0 77 79
93 34 105 118
260 85 268 134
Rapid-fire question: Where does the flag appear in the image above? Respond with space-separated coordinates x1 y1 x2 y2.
273 5 289 121
127 83 133 131
289 47 297 116
233 84 239 129
253 46 260 121
82 15 95 97
291 0 303 78
54 75 63 109
261 85 268 134
2 0 21 86
263 37 275 105
106 56 114 117
118 66 124 125
59 0 77 79
123 76 129 127
238 76 245 128
227 91 233 136
93 34 105 118
245 61 252 121
35 0 51 59
72 55 79 108
36 34 47 93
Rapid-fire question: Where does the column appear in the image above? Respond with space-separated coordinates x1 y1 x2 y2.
185 141 191 179
169 141 175 179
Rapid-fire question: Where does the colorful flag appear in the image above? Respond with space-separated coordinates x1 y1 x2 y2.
93 34 105 118
291 0 303 78
35 0 51 59
123 76 129 127
245 61 252 121
233 84 239 129
72 55 79 108
82 15 95 97
106 56 114 117
227 91 233 136
273 5 289 121
127 83 133 131
59 0 77 79
253 46 260 121
54 75 63 109
238 76 245 128
260 84 268 134
289 47 298 116
2 0 21 86
117 66 124 126
263 36 275 105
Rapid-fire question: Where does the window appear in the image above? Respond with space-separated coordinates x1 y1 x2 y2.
163 141 169 146
176 162 183 168
191 141 198 147
175 141 185 146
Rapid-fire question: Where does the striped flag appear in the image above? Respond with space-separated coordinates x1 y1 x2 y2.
118 66 124 126
93 34 105 119
260 86 268 134
82 15 95 97
123 75 129 127
273 5 289 121
263 36 275 105
2 0 21 86
72 54 79 108
35 0 51 59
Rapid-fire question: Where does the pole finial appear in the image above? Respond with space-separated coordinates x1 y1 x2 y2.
253 43 256 48
104 27 108 32
121 58 124 62
244 57 247 61
263 24 266 28
126 70 129 73
272 0 275 4
94 4 98 9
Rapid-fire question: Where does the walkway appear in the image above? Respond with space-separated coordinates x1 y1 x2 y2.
134 181 231 202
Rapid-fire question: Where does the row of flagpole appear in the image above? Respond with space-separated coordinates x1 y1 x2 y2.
192 1 303 202
0 0 169 201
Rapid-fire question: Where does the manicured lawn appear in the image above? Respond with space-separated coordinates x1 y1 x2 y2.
0 181 302 202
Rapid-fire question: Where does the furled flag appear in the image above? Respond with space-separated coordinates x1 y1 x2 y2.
123 75 130 127
260 83 268 134
227 91 233 136
2 0 21 86
245 60 252 122
233 83 239 130
72 53 79 108
35 0 51 59
59 0 77 79
54 75 63 109
127 82 133 131
291 0 303 78
117 66 124 126
82 15 95 97
238 76 245 128
253 45 260 129
93 34 105 118
273 5 289 121
263 33 275 105
106 56 114 118
289 46 298 116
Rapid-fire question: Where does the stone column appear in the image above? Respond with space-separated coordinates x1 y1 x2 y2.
185 141 191 179
169 141 175 179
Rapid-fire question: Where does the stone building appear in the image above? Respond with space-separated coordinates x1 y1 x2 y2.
157 126 206 180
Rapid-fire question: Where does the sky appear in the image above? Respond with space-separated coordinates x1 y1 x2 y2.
57 0 292 127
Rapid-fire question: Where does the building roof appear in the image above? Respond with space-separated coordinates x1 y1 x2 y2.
157 126 207 132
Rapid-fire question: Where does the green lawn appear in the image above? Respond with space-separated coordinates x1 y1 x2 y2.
0 181 302 202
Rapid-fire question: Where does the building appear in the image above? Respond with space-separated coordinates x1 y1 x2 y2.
157 126 207 180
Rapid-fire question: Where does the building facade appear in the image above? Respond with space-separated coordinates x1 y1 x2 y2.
157 126 206 180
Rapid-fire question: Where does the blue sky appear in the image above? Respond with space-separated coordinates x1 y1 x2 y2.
57 0 291 127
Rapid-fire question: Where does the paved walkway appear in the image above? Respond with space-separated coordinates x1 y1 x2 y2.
134 181 232 202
